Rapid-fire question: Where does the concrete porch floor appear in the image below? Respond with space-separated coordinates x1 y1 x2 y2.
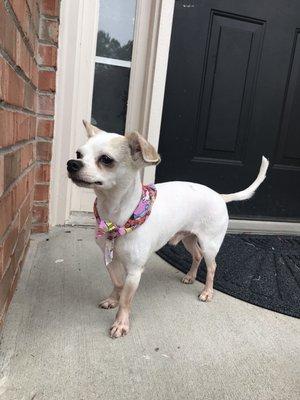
0 227 299 400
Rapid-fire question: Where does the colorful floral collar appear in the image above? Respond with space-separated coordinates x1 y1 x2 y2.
94 184 157 265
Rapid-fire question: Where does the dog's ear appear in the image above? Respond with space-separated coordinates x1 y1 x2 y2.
126 131 161 168
82 120 102 138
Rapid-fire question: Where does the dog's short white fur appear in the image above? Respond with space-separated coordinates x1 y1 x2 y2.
67 121 269 338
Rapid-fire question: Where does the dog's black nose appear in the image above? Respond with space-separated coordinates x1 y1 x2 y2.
67 159 83 173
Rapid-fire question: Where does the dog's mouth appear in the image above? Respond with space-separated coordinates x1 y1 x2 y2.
70 177 102 186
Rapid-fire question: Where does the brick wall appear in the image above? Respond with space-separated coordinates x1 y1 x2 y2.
0 0 59 327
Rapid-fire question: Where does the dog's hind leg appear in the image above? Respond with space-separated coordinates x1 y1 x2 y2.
181 235 202 284
197 233 225 302
99 260 124 309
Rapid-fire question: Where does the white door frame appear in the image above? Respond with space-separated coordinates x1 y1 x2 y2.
50 0 99 225
50 0 175 225
50 0 300 234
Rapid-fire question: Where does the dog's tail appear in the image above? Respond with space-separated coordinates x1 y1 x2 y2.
221 156 269 203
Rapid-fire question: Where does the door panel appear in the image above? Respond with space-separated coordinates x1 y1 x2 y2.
157 0 300 221
275 30 300 167
195 12 264 162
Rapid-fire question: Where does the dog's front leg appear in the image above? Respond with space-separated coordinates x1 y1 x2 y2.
110 269 142 338
99 260 124 309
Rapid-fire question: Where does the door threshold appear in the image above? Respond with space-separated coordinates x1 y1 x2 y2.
65 212 300 236
228 219 300 235
66 212 95 227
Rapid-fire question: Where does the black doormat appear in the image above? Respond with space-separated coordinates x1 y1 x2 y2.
157 235 300 318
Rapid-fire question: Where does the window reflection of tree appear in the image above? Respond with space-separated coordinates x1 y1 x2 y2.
97 30 133 61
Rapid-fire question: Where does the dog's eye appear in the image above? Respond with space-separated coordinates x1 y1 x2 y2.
76 151 83 159
99 155 114 166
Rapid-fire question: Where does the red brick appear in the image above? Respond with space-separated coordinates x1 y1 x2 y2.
39 18 58 43
33 204 48 224
22 168 34 203
2 259 19 312
13 169 34 214
14 185 24 214
10 260 22 294
0 191 14 237
28 167 35 192
8 71 25 107
9 0 26 25
36 141 52 161
13 215 31 267
0 113 34 153
0 255 17 314
24 83 36 111
26 0 36 14
2 217 19 274
0 155 4 197
30 58 39 87
27 0 40 33
36 93 54 115
1 59 25 107
40 0 60 17
37 44 57 67
19 193 31 228
20 143 34 171
30 186 34 204
0 0 59 325
0 228 27 314
9 0 31 42
14 112 29 142
35 163 50 183
36 118 53 138
14 173 34 213
10 188 17 221
31 223 49 233
0 109 15 147
38 69 56 91
4 149 21 190
27 23 38 54
15 113 28 143
28 115 36 139
34 184 49 201
0 57 5 101
0 245 3 278
16 32 30 78
0 2 17 61
0 2 5 49
6 21 17 62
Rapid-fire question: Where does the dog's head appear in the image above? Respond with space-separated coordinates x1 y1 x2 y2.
67 120 160 190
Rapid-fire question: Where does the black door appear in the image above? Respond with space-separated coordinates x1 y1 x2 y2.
157 0 300 221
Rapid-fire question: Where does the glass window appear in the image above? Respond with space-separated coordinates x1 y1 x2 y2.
91 0 137 133
96 0 136 61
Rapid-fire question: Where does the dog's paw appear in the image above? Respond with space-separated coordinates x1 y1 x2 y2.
182 274 195 284
198 289 213 302
109 319 129 339
98 298 119 309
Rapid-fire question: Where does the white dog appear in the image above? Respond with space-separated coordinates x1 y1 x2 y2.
67 121 269 338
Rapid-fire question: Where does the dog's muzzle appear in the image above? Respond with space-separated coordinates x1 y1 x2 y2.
67 159 83 174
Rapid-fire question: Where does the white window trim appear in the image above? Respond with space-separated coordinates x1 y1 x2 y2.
95 56 131 68
140 0 176 183
50 0 99 225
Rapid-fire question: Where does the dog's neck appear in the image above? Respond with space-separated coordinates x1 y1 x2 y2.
94 173 142 226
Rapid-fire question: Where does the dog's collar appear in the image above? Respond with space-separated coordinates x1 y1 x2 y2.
94 184 157 265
